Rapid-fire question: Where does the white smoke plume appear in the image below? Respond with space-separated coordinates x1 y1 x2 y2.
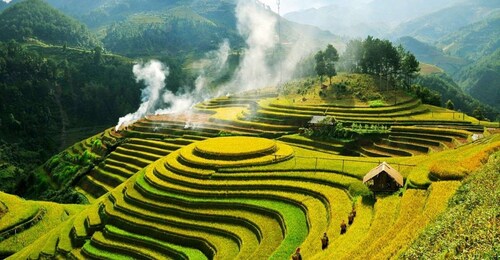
224 0 278 93
195 39 231 95
219 0 327 95
114 0 330 130
115 60 169 131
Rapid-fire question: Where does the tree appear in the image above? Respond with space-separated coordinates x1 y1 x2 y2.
340 39 363 73
93 46 103 65
445 100 455 110
399 46 420 89
472 107 485 120
324 44 339 85
315 50 326 83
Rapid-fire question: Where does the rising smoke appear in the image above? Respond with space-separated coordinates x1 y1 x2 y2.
224 0 278 93
115 60 168 131
195 39 231 95
221 0 323 94
115 41 231 130
115 0 324 130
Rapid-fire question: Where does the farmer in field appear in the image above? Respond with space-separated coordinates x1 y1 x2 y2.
352 205 356 217
348 212 355 225
321 232 329 250
291 247 302 260
340 220 347 234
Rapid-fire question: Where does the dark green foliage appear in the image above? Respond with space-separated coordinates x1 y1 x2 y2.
410 84 442 106
396 36 467 76
340 36 418 89
102 11 237 57
0 40 143 198
438 11 500 62
324 44 339 84
445 100 454 110
456 50 500 110
0 140 43 195
301 122 389 141
403 153 500 259
415 73 498 120
398 45 420 88
0 0 100 48
348 182 373 198
314 50 327 82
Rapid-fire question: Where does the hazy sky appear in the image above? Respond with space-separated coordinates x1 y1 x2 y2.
257 0 373 15
257 0 332 15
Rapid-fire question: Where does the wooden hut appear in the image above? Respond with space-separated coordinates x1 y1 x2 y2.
363 162 404 192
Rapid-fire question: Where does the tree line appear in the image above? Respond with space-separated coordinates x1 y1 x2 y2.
315 36 420 90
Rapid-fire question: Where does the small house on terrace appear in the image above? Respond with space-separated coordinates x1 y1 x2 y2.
363 162 404 192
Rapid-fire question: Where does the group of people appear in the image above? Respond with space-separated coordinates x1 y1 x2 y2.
291 206 357 259
341 206 356 234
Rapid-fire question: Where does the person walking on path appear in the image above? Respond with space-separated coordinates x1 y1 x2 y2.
292 247 302 260
321 232 329 250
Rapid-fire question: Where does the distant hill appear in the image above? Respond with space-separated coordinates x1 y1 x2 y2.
101 6 241 57
456 50 500 110
437 11 500 61
0 0 100 48
284 0 456 38
397 36 467 75
36 0 338 58
415 73 498 120
391 1 499 43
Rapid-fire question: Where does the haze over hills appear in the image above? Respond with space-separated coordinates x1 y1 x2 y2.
392 1 499 43
284 0 458 38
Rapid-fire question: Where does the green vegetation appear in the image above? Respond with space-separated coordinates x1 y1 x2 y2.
314 44 339 85
403 152 499 259
415 73 498 120
0 1 498 258
340 36 419 89
457 50 500 111
0 0 100 48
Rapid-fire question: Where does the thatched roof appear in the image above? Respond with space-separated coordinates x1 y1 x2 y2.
363 162 404 187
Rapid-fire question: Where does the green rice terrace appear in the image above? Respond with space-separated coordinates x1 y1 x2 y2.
4 75 500 259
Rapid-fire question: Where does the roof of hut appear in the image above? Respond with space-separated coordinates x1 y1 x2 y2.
363 162 404 187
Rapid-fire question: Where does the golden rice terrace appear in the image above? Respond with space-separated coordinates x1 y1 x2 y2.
5 81 500 259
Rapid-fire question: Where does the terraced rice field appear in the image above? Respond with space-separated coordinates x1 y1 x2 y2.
15 85 498 259
12 131 499 259
0 192 86 258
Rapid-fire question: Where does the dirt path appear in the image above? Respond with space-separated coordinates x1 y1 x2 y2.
54 84 69 151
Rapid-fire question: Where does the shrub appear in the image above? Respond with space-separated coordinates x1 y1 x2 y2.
368 100 386 107
348 182 372 198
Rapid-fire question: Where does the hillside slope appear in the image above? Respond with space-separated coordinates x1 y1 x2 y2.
438 11 500 61
403 152 500 259
397 36 467 75
456 50 500 110
392 1 499 43
0 0 100 48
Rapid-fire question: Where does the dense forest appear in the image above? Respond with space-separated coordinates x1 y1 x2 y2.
0 0 100 48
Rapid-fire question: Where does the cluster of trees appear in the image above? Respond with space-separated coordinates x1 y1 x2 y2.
339 36 420 89
314 44 339 85
0 40 134 196
315 36 420 89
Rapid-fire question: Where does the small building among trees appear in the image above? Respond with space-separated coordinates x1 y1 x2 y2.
363 162 404 192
